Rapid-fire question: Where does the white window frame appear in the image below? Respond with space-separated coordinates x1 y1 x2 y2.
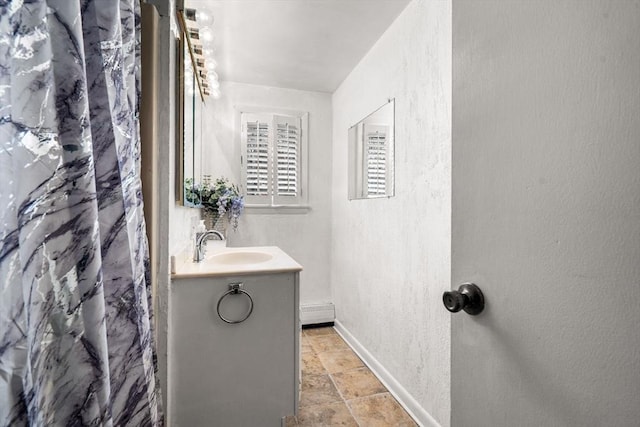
237 106 309 212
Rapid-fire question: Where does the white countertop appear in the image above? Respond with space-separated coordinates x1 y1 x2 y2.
171 246 303 279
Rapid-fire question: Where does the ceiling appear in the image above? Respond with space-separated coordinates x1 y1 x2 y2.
187 0 412 93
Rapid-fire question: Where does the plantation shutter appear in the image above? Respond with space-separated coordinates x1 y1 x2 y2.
273 114 301 204
240 110 308 207
242 113 271 203
365 124 388 197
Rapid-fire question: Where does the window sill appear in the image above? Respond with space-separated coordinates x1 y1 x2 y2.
244 204 311 215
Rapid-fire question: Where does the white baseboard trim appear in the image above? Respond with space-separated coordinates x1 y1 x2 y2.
334 320 442 427
300 303 335 325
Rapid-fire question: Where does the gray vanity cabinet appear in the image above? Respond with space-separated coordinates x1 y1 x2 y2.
170 272 300 427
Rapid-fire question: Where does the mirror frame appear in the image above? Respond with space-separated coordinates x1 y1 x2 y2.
175 34 185 204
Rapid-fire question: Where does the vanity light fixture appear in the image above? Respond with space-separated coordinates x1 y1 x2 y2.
178 6 221 99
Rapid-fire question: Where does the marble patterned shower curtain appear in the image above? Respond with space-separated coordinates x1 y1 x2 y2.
0 1 162 425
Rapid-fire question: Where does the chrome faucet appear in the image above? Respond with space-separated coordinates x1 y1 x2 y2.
193 230 225 262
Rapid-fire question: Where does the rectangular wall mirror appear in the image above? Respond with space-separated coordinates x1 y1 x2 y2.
348 99 395 200
175 3 215 206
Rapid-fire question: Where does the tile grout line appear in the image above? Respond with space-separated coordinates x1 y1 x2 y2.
300 331 348 424
303 327 413 427
326 327 417 426
326 358 363 427
306 328 364 426
332 326 420 426
320 328 371 427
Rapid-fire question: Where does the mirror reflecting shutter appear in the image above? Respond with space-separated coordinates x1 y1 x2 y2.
365 125 388 197
347 99 395 200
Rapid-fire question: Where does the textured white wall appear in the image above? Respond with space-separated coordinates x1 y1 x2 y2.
451 1 640 425
200 81 333 305
331 0 452 425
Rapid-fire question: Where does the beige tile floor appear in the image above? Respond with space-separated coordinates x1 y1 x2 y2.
285 326 417 427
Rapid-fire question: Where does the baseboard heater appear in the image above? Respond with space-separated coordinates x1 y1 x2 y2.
300 303 335 326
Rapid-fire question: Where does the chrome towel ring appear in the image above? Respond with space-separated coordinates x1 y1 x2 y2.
217 283 254 324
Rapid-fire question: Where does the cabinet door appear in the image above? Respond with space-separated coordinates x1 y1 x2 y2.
171 273 299 427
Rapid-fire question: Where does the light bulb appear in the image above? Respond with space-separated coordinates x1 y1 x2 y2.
197 11 211 24
201 28 213 43
206 59 218 71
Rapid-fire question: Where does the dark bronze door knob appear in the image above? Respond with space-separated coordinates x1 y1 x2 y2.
443 283 484 315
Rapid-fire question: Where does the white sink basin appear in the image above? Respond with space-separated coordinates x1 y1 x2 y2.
172 246 302 278
210 251 273 265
